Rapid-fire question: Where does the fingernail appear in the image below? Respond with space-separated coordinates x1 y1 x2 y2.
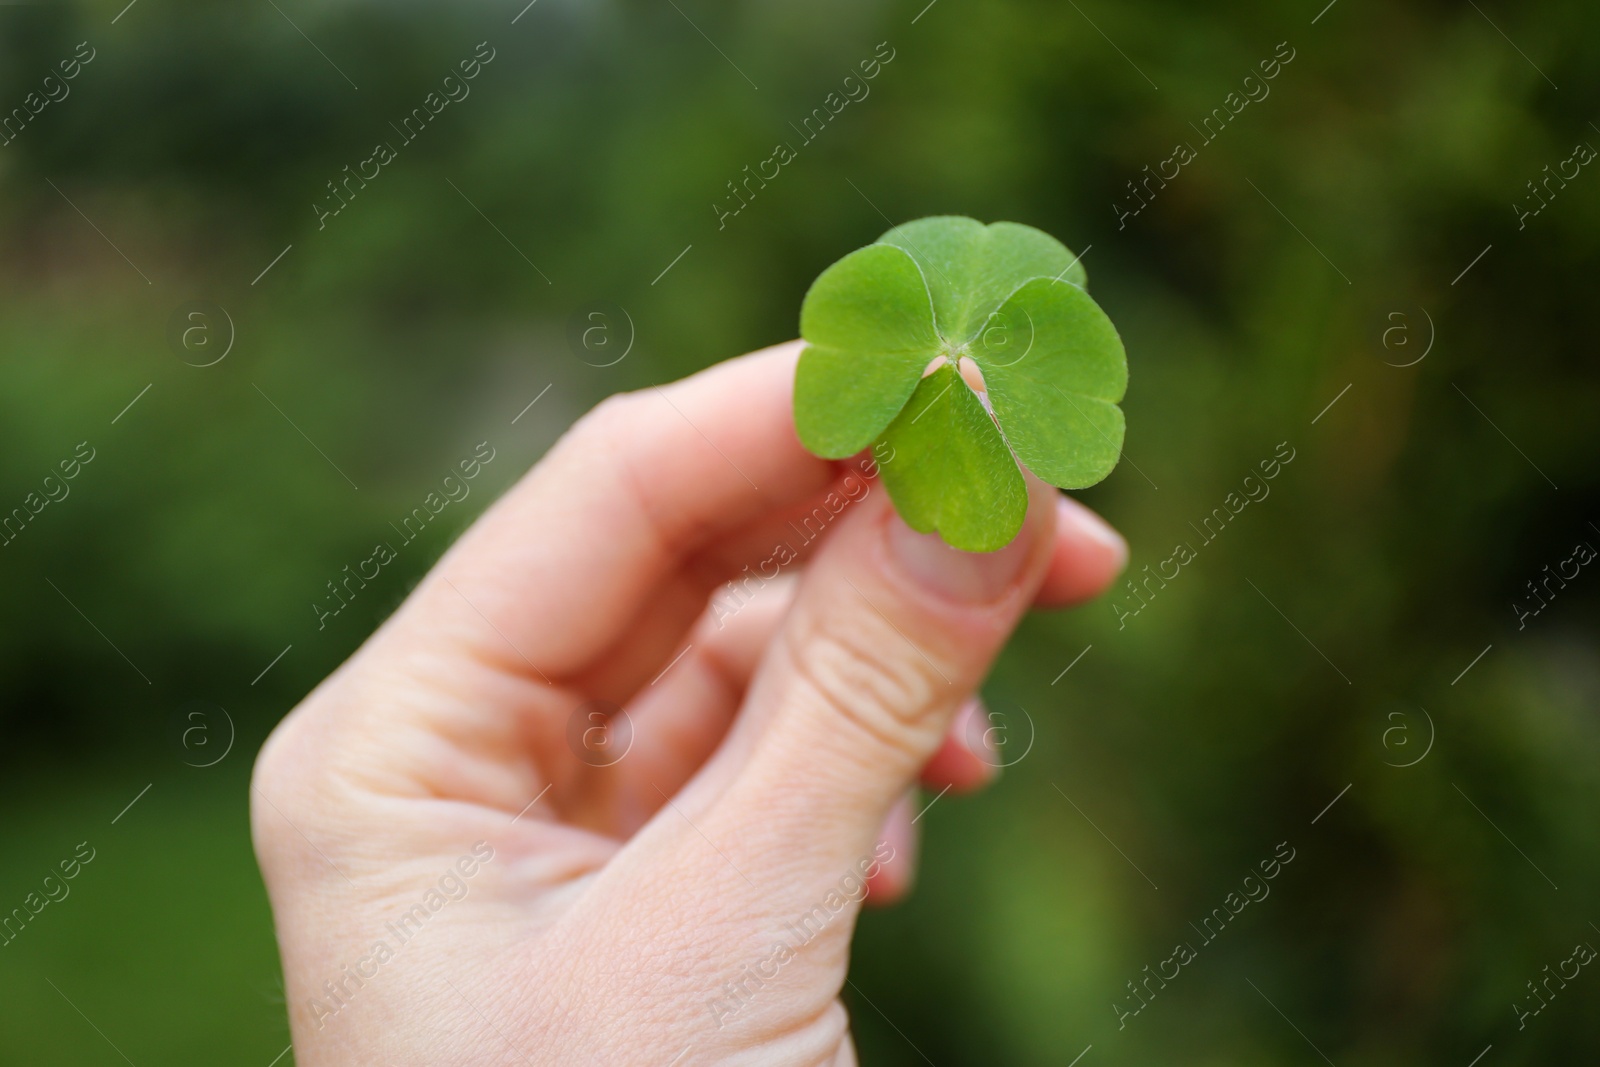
887 515 1034 603
1058 496 1128 572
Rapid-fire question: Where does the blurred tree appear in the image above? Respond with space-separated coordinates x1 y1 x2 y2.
0 0 1596 1063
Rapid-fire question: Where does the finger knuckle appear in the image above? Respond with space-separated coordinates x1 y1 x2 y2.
248 713 323 863
784 605 945 756
581 391 638 435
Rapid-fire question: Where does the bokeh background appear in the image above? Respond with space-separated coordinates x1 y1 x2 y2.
3 0 1598 1063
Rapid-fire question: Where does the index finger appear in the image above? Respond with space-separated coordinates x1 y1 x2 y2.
393 340 838 681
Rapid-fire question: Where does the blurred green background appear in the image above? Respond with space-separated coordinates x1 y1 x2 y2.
2 0 1597 1063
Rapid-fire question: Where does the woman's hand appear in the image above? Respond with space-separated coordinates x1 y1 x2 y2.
250 340 1127 1065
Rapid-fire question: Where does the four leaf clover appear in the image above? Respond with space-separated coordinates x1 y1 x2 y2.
794 216 1128 552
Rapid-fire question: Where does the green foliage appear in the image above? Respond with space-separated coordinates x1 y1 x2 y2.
876 362 1028 552
794 243 941 458
2 1 1599 1064
795 217 1126 550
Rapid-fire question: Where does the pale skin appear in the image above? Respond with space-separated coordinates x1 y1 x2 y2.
251 340 1128 1065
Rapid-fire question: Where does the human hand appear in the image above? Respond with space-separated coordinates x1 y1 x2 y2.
250 340 1127 1065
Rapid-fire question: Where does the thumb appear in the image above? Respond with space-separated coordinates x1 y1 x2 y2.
723 474 1059 881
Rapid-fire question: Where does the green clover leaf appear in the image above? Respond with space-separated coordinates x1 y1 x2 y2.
793 216 1127 552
